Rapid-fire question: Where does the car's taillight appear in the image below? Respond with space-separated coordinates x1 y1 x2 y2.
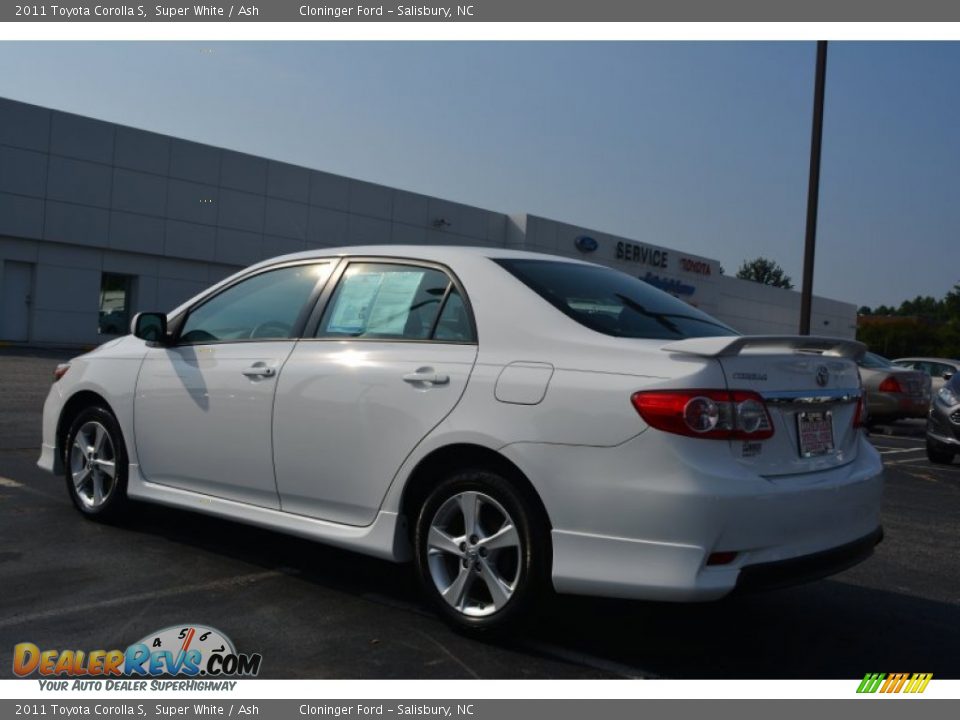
53 363 70 382
631 389 774 440
878 376 903 393
853 393 866 428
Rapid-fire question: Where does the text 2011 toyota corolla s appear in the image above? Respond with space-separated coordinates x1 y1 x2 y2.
39 246 884 630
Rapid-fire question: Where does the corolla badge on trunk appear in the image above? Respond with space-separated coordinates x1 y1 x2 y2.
732 372 767 381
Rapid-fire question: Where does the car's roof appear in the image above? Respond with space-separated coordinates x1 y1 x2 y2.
893 356 960 364
168 244 600 321
258 244 595 268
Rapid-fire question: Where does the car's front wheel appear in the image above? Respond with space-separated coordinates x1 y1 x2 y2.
64 406 129 520
413 469 549 632
926 438 956 465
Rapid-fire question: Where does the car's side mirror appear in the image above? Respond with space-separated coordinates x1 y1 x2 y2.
131 312 169 345
944 372 954 382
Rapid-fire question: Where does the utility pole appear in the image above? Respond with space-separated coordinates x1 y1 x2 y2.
799 40 828 335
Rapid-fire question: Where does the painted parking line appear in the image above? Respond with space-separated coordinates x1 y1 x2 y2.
883 457 933 465
519 638 655 680
0 473 62 501
877 448 926 455
873 443 924 450
888 459 960 472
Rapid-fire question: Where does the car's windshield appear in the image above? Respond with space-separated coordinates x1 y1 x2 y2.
495 259 736 340
861 352 894 369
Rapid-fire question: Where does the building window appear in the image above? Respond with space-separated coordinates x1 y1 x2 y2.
99 273 135 335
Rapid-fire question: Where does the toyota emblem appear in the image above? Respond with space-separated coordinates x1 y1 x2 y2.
816 365 829 387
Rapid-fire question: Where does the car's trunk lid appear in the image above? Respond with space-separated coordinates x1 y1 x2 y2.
662 335 865 479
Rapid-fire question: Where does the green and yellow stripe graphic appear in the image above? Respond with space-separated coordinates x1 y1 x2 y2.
857 673 933 694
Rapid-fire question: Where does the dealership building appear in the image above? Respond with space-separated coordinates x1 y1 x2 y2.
0 97 856 347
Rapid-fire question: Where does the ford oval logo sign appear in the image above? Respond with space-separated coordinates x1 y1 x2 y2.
574 235 598 253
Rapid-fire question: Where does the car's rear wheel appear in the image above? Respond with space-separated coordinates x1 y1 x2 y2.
926 438 956 465
64 406 129 520
413 469 548 632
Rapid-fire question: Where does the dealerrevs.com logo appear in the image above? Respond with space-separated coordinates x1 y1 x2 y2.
13 624 262 684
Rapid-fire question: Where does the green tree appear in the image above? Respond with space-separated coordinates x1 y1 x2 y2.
856 280 960 359
898 295 946 320
945 284 960 320
736 257 793 290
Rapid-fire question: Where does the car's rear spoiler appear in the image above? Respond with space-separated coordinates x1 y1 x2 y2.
661 335 867 360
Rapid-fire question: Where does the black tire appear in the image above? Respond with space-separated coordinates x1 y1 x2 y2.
413 468 550 632
63 406 130 521
926 438 955 465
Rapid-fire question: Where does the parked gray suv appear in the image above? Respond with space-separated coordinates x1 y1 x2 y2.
927 371 960 464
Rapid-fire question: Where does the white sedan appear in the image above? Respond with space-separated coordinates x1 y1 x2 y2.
39 246 884 630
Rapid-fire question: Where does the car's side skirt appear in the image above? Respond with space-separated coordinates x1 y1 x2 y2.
126 465 411 562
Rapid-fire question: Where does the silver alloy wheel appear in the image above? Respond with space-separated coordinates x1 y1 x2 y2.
426 490 522 617
69 421 117 509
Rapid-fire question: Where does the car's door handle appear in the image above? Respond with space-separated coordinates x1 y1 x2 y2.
242 363 276 379
403 368 450 386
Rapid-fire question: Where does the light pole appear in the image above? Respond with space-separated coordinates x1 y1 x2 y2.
799 40 828 335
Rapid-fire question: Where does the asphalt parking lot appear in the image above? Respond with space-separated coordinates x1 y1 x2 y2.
0 348 958 679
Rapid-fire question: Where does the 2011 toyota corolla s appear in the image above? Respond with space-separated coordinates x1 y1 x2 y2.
38 246 884 630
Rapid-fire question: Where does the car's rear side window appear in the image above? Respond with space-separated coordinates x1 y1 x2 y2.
495 259 735 340
861 352 893 369
316 262 475 342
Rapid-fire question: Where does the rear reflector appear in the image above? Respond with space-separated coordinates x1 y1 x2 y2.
707 551 738 566
631 389 774 440
53 363 70 382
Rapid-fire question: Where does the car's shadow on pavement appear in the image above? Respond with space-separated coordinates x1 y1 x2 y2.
116 500 960 679
527 585 958 678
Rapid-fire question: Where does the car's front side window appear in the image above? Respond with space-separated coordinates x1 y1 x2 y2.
179 263 331 345
316 262 473 342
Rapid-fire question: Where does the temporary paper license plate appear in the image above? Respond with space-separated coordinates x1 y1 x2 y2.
797 410 835 458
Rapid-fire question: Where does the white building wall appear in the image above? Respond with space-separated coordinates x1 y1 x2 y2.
716 275 857 338
0 98 507 346
0 97 856 347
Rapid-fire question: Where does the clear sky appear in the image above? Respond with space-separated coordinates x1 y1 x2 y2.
0 41 956 308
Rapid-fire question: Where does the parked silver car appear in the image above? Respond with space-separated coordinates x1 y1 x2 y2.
857 352 931 424
892 357 959 393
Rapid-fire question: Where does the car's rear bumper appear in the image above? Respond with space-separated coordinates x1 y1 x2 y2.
733 526 882 593
868 392 929 420
503 431 885 602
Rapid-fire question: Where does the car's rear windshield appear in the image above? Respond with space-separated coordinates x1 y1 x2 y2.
495 259 736 340
861 352 894 369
